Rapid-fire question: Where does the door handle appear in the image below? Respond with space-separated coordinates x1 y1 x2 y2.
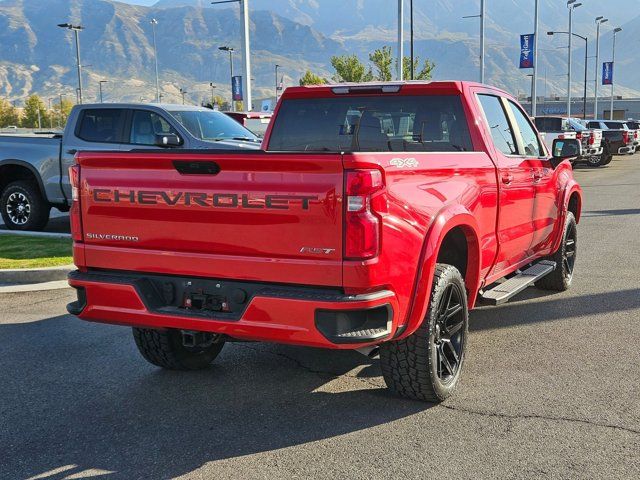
66 149 78 155
501 173 514 185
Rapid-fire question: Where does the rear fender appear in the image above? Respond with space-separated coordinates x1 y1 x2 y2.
397 205 481 340
550 181 582 254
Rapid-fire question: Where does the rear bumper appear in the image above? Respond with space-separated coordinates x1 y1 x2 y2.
617 146 634 155
67 270 398 349
580 146 603 157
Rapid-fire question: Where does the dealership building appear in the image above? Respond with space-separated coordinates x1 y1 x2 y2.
519 96 640 120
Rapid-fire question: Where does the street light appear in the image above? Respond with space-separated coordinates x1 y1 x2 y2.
594 17 608 119
218 46 235 111
610 27 622 120
209 82 216 108
548 30 588 119
57 23 84 104
462 0 485 83
179 88 188 105
563 1 582 117
212 0 252 111
98 80 108 103
150 19 160 102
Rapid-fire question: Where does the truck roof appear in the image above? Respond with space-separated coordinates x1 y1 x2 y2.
283 80 509 97
73 103 214 112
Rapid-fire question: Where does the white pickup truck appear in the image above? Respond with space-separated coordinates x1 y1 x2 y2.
534 116 605 167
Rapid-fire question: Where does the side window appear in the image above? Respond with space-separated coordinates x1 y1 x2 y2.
76 109 126 143
588 122 599 129
478 94 517 155
508 101 544 157
129 110 178 146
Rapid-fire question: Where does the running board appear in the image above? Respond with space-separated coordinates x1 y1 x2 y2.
479 260 556 306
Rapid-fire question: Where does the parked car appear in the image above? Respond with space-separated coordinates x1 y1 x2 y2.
534 116 605 167
0 103 261 231
603 120 639 152
67 81 582 402
585 120 635 156
224 111 272 137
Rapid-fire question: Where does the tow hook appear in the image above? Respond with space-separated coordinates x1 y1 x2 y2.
181 330 216 348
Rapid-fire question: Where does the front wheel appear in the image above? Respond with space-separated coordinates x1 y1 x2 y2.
132 328 225 370
379 264 469 402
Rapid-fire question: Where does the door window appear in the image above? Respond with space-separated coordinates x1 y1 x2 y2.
129 110 178 145
508 101 544 157
477 95 517 155
76 109 126 143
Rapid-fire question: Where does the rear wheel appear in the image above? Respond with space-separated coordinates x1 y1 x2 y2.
601 144 613 166
132 328 225 370
0 180 50 231
379 264 468 402
586 152 606 168
536 212 577 292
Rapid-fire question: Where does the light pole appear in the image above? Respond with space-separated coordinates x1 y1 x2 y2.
565 1 582 117
409 0 414 79
548 30 588 119
275 64 281 104
532 0 539 116
150 19 160 102
218 46 235 111
98 80 108 103
212 0 252 111
610 27 622 120
397 0 404 81
594 17 608 119
462 0 485 83
179 88 188 105
209 82 216 108
57 23 84 104
48 98 53 128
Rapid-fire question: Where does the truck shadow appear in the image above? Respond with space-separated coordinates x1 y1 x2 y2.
0 315 428 480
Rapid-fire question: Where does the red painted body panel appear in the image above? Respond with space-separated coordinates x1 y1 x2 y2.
70 81 582 348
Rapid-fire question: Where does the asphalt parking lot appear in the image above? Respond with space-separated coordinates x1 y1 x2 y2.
1 156 639 480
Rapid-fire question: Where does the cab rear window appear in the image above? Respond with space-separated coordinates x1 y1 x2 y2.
267 95 474 152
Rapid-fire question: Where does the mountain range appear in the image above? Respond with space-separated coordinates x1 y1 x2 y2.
0 0 638 107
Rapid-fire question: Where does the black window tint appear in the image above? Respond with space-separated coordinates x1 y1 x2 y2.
77 109 126 143
534 117 562 132
508 100 544 157
129 110 177 145
588 122 600 129
268 95 473 152
478 95 517 155
605 122 627 130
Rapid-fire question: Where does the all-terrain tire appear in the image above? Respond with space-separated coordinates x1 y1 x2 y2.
379 264 469 402
602 143 613 165
536 212 577 292
132 328 225 370
0 180 50 231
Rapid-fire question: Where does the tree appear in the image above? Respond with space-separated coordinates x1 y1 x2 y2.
202 95 230 111
299 70 327 86
21 94 50 129
51 98 74 127
369 46 394 82
0 98 21 127
330 55 373 83
402 56 436 81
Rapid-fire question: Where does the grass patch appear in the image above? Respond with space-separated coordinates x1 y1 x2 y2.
0 234 73 269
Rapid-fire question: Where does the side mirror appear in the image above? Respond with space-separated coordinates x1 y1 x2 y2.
551 138 580 168
155 133 183 148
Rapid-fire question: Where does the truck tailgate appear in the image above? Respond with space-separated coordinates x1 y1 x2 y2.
75 151 344 286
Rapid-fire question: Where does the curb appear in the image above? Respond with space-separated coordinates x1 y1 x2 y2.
0 280 71 294
0 265 74 286
0 230 71 239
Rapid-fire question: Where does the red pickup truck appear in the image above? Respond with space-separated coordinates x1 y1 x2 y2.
67 81 582 402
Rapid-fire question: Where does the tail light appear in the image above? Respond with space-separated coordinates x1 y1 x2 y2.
344 169 384 260
575 132 582 140
635 131 639 140
622 131 630 144
588 133 595 145
69 164 83 242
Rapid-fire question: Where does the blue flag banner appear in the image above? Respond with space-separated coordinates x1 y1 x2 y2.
519 34 534 69
602 62 614 85
232 76 243 101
